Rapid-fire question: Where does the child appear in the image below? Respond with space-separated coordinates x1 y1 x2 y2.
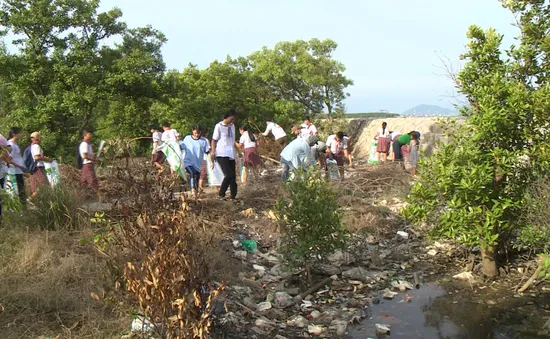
238 125 262 185
408 132 420 176
180 125 210 200
149 125 165 172
0 135 11 224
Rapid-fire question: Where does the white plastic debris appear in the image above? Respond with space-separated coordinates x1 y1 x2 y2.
131 315 157 332
310 310 322 319
234 250 247 259
257 301 272 312
287 315 308 328
382 288 398 300
391 280 414 292
308 324 324 335
427 249 437 256
375 323 391 334
397 231 409 239
253 264 266 276
453 271 475 281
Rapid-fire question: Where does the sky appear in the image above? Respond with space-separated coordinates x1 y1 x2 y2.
17 0 522 113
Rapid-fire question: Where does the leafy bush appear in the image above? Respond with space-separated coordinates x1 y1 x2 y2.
25 184 87 231
275 167 346 280
514 177 550 254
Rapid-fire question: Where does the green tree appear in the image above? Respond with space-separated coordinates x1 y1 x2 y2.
402 1 550 277
249 38 353 126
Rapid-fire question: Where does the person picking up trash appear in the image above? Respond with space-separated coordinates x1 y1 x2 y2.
325 131 349 180
279 135 318 181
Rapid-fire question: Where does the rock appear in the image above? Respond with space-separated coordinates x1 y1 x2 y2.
257 301 272 312
397 231 409 239
372 297 380 305
314 264 342 276
453 271 475 281
383 289 398 300
234 250 247 259
391 280 414 292
342 267 369 282
287 315 308 328
308 324 324 335
375 323 391 335
251 326 268 335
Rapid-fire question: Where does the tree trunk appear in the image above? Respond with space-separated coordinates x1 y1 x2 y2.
481 246 498 277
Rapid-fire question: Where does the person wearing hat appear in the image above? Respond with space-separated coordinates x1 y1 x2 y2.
279 135 317 181
0 135 12 224
29 132 50 198
325 131 349 180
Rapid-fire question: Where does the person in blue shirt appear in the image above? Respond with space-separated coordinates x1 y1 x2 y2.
280 135 318 181
180 124 210 200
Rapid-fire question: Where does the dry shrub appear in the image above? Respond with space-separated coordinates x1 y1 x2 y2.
0 228 128 338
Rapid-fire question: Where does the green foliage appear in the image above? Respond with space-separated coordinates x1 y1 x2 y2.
26 184 86 231
402 4 550 275
538 254 550 280
275 167 346 270
514 177 550 253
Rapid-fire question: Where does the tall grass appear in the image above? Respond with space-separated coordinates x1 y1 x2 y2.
6 184 88 231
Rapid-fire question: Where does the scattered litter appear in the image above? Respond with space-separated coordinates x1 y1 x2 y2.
240 240 258 253
232 240 241 248
397 231 409 239
375 323 391 335
427 249 437 256
342 267 369 282
273 291 294 308
308 324 325 335
257 301 272 312
240 208 256 217
233 250 247 259
332 319 348 336
453 271 475 281
287 315 308 328
131 315 157 332
309 310 322 319
253 264 266 276
383 289 398 299
391 280 414 292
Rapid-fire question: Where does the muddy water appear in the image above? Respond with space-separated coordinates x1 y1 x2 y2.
349 282 548 339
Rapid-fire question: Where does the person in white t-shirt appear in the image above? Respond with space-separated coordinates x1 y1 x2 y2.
375 122 390 163
325 131 349 180
300 116 318 139
79 129 101 201
238 125 262 185
0 135 11 224
161 121 180 142
262 117 287 148
211 109 238 200
8 127 27 205
29 132 49 198
148 124 165 172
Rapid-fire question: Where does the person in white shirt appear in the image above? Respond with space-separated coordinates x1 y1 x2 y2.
29 132 49 198
211 109 238 200
375 122 390 163
8 128 27 205
148 125 165 172
0 134 11 224
79 129 101 201
326 131 349 180
238 125 263 185
262 117 287 148
161 121 180 142
300 116 318 139
280 135 318 181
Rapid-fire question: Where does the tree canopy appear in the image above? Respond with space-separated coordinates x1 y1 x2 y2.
0 0 352 158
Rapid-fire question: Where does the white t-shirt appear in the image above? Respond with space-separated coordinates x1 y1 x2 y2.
265 122 286 140
390 131 401 141
326 135 348 155
300 123 318 139
239 131 257 149
152 131 163 154
31 143 45 168
161 129 180 142
79 141 94 165
8 141 24 174
378 128 390 138
212 121 235 159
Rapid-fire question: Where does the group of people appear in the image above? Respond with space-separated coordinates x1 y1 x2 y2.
374 122 420 175
0 128 101 222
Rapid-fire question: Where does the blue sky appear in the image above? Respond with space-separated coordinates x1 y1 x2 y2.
14 0 521 113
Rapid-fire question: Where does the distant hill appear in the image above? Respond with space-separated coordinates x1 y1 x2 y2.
345 112 400 119
403 104 458 117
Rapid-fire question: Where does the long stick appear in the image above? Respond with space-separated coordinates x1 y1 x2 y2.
260 155 281 164
518 265 543 294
